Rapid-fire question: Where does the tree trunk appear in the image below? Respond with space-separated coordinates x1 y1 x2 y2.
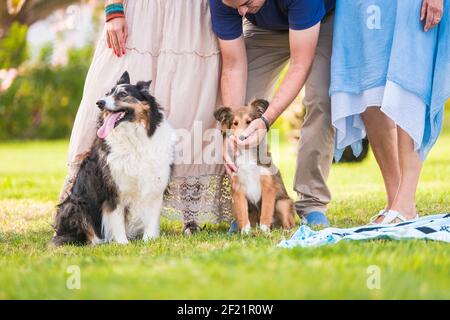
0 0 81 39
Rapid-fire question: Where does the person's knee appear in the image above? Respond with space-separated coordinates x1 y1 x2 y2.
302 104 334 136
303 92 331 113
298 116 335 160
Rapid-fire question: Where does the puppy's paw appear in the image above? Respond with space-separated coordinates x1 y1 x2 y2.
259 224 271 234
241 223 251 235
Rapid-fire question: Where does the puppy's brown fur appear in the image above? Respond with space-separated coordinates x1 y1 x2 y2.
214 99 296 233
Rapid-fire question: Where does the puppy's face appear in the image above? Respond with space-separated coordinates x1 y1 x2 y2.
96 71 162 139
214 99 269 137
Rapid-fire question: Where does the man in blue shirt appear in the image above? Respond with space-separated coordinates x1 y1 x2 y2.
209 0 335 229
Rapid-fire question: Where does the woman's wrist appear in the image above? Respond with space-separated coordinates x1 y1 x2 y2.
105 2 125 22
105 0 123 6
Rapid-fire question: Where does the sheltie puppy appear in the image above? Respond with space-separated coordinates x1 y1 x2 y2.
52 71 175 246
214 99 296 234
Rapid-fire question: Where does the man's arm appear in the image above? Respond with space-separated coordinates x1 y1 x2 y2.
218 36 248 107
217 36 248 176
235 22 321 148
263 23 320 125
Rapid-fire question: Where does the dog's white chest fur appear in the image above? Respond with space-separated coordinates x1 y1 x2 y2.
236 148 270 205
104 121 175 240
106 122 174 197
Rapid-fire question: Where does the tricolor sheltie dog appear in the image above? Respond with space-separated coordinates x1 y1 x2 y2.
214 99 296 234
52 71 175 246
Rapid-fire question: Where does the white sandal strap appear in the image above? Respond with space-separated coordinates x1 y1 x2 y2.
369 210 387 224
379 210 401 224
380 210 419 225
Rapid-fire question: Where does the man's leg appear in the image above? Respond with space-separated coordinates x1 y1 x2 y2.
294 13 335 224
244 19 290 102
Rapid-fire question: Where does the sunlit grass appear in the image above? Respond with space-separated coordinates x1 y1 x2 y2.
0 108 448 299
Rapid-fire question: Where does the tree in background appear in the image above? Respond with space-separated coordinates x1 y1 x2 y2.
0 0 97 140
0 22 28 69
0 44 93 140
1 0 85 69
0 0 81 39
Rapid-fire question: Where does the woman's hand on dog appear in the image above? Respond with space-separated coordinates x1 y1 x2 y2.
232 118 268 149
106 17 128 57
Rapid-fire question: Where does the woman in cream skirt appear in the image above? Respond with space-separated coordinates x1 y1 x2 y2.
61 0 232 233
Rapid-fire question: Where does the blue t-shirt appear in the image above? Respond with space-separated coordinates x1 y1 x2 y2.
209 0 335 40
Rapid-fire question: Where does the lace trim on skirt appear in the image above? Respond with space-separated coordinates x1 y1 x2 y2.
162 174 232 225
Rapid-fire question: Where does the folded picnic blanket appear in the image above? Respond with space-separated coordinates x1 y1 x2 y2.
278 214 450 248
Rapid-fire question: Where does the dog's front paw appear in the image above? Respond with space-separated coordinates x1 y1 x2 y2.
114 235 129 245
259 224 271 234
143 232 159 242
241 223 251 235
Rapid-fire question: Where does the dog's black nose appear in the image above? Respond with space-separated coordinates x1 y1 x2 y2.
96 100 106 109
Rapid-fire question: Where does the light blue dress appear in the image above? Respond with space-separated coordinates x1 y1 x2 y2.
330 0 450 161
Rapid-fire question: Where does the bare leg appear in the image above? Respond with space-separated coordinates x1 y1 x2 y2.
390 127 422 219
361 107 401 216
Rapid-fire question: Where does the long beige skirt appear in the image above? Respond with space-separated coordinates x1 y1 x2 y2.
65 0 231 224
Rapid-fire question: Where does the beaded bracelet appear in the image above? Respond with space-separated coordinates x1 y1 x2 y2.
105 3 125 22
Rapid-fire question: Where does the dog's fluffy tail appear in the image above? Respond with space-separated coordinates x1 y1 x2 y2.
52 199 99 246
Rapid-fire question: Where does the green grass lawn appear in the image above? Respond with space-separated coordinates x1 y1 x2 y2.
0 111 449 299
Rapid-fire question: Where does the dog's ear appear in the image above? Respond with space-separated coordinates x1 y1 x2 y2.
250 99 269 115
136 80 155 105
214 106 232 124
136 80 152 93
146 103 163 137
117 71 130 85
136 83 162 137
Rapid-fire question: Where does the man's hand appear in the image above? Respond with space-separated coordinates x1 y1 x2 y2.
421 0 444 32
233 118 267 149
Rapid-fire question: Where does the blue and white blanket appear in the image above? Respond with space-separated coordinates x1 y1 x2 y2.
278 214 450 248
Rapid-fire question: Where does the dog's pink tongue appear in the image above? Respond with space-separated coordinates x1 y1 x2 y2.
97 112 122 139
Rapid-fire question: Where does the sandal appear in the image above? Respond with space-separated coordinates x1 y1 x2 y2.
368 210 387 225
377 210 419 225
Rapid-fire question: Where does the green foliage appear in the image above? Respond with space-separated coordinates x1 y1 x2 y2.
0 45 93 140
0 22 29 69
